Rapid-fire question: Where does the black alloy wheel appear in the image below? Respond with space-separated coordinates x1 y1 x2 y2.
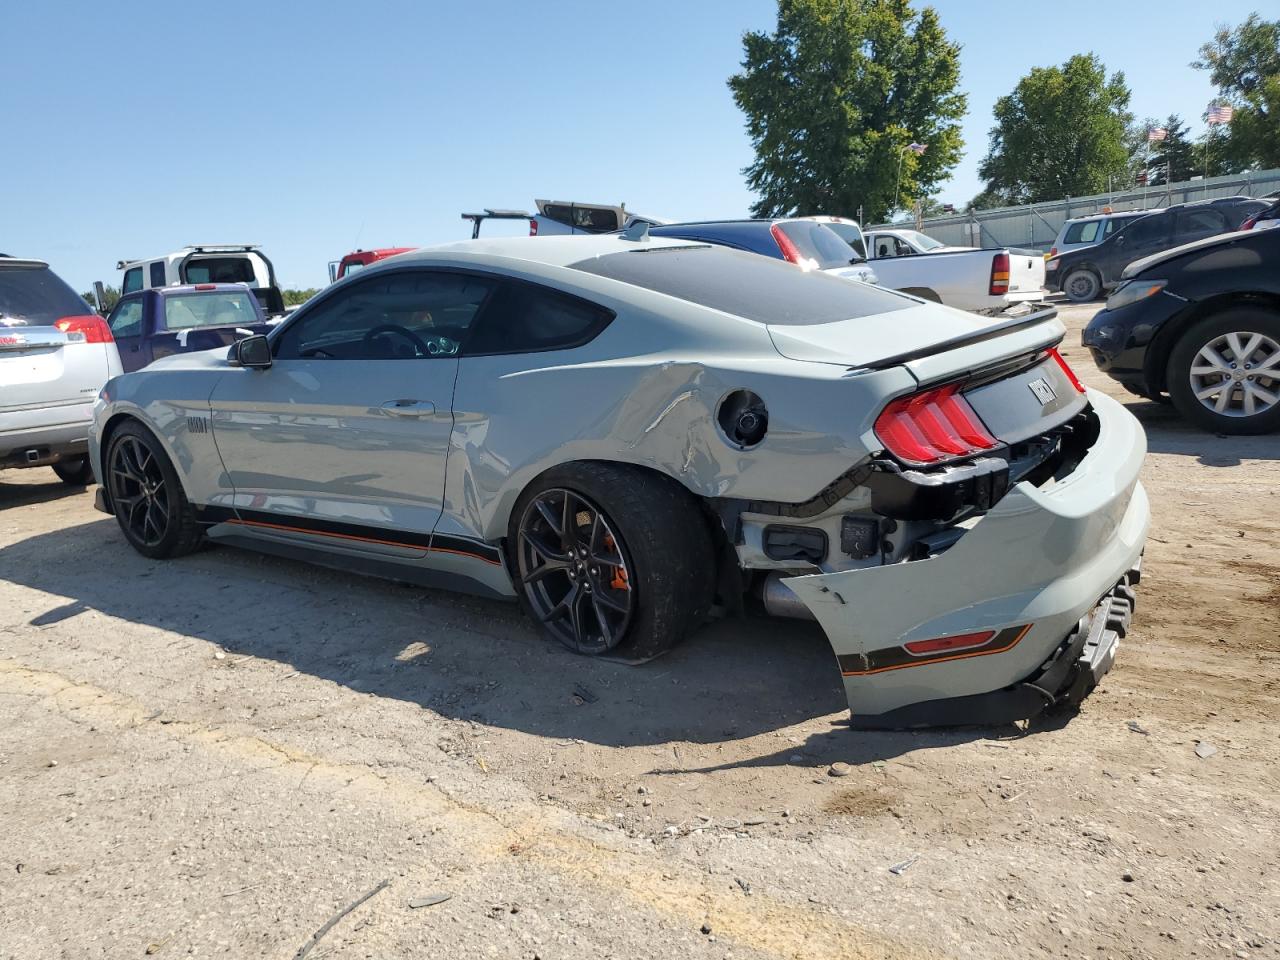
516 488 634 655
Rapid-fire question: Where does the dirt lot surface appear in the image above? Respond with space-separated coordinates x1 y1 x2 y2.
2 303 1278 959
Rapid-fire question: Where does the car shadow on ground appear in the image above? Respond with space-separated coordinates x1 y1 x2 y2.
0 476 88 509
0 518 1034 762
1117 397 1280 463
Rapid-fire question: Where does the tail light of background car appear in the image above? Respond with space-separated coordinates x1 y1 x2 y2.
529 219 539 236
770 223 819 271
1048 247 1058 257
874 381 998 465
1240 214 1259 230
55 315 114 344
988 252 1010 296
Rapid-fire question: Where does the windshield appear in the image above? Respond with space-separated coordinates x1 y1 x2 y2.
163 291 260 330
822 222 869 260
896 230 945 251
0 265 93 325
775 221 863 269
568 245 910 325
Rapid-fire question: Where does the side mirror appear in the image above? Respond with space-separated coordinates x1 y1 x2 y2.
92 280 108 315
229 335 272 369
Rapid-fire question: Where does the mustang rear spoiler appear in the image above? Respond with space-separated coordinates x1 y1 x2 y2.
859 305 1060 371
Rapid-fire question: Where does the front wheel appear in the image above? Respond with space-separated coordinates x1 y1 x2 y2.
105 422 204 558
1166 308 1280 435
1063 269 1101 303
509 463 716 661
52 456 94 486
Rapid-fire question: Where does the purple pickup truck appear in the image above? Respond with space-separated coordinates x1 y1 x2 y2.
105 283 275 373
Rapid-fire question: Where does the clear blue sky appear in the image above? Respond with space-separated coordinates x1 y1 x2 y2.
5 0 1263 292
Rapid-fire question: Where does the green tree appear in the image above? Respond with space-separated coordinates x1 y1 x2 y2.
1193 14 1280 169
282 288 320 307
1144 115 1195 185
978 54 1133 203
81 285 120 315
728 0 966 223
965 188 1008 212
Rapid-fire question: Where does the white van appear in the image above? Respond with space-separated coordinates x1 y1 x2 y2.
117 245 284 316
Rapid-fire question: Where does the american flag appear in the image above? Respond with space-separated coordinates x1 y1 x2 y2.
1207 104 1234 125
907 142 927 155
1147 127 1168 142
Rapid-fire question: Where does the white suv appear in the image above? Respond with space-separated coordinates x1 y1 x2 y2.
1 257 122 484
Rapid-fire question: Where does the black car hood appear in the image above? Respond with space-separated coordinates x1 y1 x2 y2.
1121 229 1254 280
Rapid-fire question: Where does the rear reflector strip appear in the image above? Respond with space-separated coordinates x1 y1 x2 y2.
904 630 995 656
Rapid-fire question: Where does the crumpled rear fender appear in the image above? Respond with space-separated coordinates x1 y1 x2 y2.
783 389 1150 720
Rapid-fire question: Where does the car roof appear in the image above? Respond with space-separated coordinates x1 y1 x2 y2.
398 234 707 270
0 258 49 269
1064 210 1155 224
150 282 255 297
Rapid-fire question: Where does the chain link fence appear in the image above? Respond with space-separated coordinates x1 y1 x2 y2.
872 168 1280 253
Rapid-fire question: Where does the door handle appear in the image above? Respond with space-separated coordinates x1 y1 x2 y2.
380 399 436 417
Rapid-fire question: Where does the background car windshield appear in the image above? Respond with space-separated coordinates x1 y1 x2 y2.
0 265 93 325
824 221 868 259
182 257 256 284
569 245 911 325
774 221 859 269
897 230 944 251
164 292 259 330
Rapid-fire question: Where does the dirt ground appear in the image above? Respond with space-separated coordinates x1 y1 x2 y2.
1 302 1277 960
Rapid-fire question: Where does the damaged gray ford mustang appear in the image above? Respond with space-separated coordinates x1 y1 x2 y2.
89 233 1148 728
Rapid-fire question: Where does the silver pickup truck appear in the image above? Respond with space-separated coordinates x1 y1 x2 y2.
1 256 123 484
816 218 1046 315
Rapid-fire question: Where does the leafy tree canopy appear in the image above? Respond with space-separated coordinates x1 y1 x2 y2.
729 0 966 223
978 54 1133 203
1193 14 1280 169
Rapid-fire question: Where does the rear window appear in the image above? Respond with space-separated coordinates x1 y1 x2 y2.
163 291 259 330
540 204 622 234
183 256 256 284
568 246 911 325
1062 221 1101 244
0 265 93 325
824 221 868 259
774 221 859 269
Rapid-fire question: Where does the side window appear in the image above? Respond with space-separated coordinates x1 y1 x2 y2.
1121 215 1169 247
122 267 143 294
108 298 144 337
149 262 166 288
893 237 915 257
465 282 615 356
873 236 896 258
273 271 496 361
1102 219 1128 238
1177 210 1227 241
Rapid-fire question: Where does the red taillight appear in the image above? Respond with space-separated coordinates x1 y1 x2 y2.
1240 215 1259 230
55 315 113 344
1048 347 1086 394
873 382 998 465
989 252 1010 296
770 223 802 263
194 283 217 290
1049 246 1058 257
904 630 995 656
529 219 538 236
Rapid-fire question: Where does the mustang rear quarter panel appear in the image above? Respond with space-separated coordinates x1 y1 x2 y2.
784 389 1149 717
439 299 919 546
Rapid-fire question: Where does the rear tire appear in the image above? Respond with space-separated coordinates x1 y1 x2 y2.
52 456 94 486
105 421 203 558
1167 308 1280 435
508 463 716 662
1063 268 1101 303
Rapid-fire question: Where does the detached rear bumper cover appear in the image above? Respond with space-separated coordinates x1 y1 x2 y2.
784 389 1149 727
